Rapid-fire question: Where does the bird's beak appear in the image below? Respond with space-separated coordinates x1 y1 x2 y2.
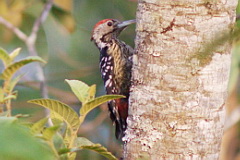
117 19 136 29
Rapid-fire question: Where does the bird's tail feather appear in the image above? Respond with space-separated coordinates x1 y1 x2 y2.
108 98 128 139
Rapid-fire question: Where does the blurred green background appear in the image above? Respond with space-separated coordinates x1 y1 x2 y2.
1 0 240 160
0 0 136 159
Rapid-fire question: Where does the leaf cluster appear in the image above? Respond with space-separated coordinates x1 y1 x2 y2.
28 79 123 160
0 48 46 115
0 48 122 160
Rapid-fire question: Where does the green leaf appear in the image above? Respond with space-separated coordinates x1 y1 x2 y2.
9 48 21 61
31 117 49 135
0 48 11 67
0 117 55 160
50 112 64 126
80 95 125 116
0 87 16 104
80 145 117 160
43 125 60 141
74 137 94 146
0 56 46 81
3 94 17 101
87 84 96 101
28 99 80 133
58 148 71 155
72 137 117 160
0 116 17 125
79 95 125 124
53 132 65 152
68 152 77 160
49 112 74 146
58 148 76 160
6 74 23 93
65 79 89 103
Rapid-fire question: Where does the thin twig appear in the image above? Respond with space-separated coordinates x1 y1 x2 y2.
0 0 54 99
27 0 54 56
26 0 53 99
0 17 27 41
31 0 53 37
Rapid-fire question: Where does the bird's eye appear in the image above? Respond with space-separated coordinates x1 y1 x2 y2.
107 22 113 26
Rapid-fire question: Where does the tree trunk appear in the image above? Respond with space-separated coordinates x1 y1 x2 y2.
124 0 237 159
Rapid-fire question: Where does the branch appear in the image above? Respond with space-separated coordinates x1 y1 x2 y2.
27 0 54 56
0 0 54 99
25 0 54 99
0 17 27 41
31 0 53 36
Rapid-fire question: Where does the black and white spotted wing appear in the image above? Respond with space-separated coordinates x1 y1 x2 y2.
100 47 118 94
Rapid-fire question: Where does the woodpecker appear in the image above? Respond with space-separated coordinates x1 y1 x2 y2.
91 19 135 139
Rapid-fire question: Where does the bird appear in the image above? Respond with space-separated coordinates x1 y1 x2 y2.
91 19 135 139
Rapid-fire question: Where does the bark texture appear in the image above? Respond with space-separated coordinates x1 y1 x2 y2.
124 0 237 159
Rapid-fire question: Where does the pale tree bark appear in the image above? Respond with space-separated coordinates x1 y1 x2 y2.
123 0 237 159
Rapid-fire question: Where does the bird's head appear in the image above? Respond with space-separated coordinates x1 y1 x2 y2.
91 19 135 49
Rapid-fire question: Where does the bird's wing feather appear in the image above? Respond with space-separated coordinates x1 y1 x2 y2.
100 47 118 94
